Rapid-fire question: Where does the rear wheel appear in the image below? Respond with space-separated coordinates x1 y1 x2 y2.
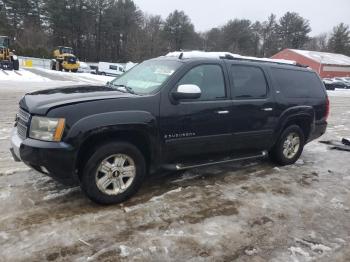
80 142 146 205
269 125 305 166
12 59 19 70
51 60 56 70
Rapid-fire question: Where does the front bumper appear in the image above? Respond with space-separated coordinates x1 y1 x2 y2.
10 127 78 185
10 128 22 161
62 62 79 70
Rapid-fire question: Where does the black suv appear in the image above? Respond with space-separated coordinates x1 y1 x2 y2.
10 52 329 204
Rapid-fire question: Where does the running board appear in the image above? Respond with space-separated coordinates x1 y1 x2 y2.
162 151 268 171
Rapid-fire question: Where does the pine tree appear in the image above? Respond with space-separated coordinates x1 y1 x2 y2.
277 12 311 49
261 14 279 57
221 19 256 55
328 23 350 55
163 10 197 51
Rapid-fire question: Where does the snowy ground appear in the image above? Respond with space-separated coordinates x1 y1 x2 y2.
0 68 113 91
0 74 350 261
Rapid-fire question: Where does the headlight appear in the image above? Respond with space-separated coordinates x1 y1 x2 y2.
29 116 65 142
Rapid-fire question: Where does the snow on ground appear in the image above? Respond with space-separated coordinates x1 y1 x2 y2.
327 88 350 97
0 68 51 82
0 67 114 92
31 67 114 85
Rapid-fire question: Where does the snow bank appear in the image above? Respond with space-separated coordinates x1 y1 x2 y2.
327 89 350 97
0 69 51 82
0 67 114 91
0 80 81 92
34 68 114 84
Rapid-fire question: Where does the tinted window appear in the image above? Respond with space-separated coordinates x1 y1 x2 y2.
178 64 226 101
109 65 118 70
271 68 325 98
231 65 267 99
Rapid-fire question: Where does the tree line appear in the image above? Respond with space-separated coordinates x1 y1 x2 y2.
0 0 349 62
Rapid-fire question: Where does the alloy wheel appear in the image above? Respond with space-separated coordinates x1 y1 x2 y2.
282 132 300 159
95 154 136 195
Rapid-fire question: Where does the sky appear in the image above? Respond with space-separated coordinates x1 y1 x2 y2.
133 0 350 36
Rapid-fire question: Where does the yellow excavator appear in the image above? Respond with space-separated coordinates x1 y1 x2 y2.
0 36 19 70
50 46 80 72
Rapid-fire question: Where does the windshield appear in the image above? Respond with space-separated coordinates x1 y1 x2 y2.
110 60 182 95
0 37 9 48
60 47 74 54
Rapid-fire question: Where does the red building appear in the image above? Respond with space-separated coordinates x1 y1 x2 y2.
272 49 350 78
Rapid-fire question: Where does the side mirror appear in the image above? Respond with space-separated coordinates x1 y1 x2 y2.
172 84 201 100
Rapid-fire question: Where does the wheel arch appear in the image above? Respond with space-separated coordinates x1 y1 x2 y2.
75 127 156 179
274 106 315 144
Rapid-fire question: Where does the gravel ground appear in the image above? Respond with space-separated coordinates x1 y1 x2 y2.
0 79 349 261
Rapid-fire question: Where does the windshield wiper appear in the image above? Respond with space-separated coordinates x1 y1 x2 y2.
107 83 136 95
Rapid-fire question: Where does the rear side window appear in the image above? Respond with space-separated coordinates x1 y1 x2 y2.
270 68 325 98
231 65 268 99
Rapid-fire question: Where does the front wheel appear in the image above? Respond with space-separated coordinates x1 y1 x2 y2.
269 125 305 166
56 62 63 71
80 142 146 205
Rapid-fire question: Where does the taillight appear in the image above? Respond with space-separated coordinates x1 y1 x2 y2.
325 96 330 120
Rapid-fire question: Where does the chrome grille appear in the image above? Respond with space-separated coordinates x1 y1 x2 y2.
17 108 30 140
18 108 30 123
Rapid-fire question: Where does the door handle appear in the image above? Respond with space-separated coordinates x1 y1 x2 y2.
216 110 230 114
262 108 273 112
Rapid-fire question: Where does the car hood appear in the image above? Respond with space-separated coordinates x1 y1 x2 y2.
20 85 136 115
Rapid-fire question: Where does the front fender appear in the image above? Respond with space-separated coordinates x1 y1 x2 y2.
67 110 158 146
65 110 160 174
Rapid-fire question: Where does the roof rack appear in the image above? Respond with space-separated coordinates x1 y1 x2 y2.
166 51 304 67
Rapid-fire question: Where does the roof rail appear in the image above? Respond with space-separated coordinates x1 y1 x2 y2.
166 51 301 67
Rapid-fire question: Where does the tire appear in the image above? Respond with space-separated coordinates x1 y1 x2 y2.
56 62 63 71
80 141 146 205
269 125 305 166
12 59 19 70
71 69 78 73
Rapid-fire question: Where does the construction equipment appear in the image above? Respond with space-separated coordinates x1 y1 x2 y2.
0 36 19 70
50 46 80 73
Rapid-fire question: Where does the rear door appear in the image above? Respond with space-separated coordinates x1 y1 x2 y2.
228 63 277 151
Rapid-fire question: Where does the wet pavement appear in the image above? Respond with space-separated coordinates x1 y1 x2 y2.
0 85 350 261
